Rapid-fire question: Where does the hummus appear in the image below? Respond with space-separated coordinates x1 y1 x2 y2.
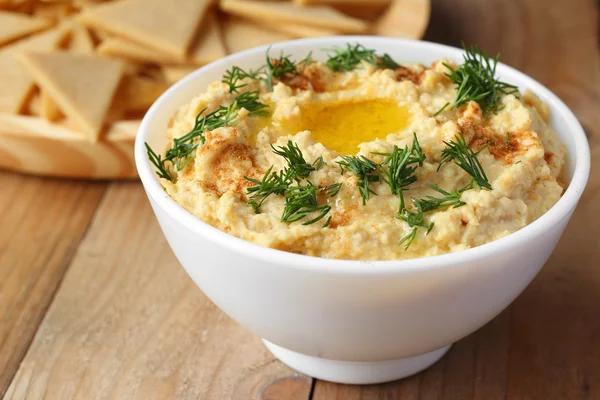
158 57 565 261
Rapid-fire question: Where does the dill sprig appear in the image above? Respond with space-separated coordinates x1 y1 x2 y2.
326 43 374 71
222 65 264 93
312 156 325 171
399 180 473 249
245 166 291 212
373 133 425 213
234 90 270 117
271 140 315 182
145 143 172 181
322 182 342 197
373 53 400 70
325 43 400 72
337 155 379 205
398 201 434 250
415 181 473 212
281 182 331 225
435 42 518 115
146 90 269 181
245 141 337 225
264 49 312 91
438 133 491 190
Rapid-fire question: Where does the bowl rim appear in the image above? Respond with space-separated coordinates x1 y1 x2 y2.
135 36 590 274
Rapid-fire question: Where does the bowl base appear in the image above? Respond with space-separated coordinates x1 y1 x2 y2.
262 340 451 385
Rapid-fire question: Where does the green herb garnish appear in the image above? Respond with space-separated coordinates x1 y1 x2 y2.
312 156 325 171
438 133 491 189
398 201 434 250
414 182 473 212
146 90 269 181
373 133 425 213
435 42 518 115
322 182 342 197
398 132 493 249
145 143 172 181
245 142 337 225
271 140 315 182
264 49 312 91
373 53 400 70
337 155 379 205
281 182 331 225
245 166 291 212
222 65 264 93
325 43 400 72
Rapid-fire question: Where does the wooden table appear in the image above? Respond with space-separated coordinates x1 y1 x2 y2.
1 0 598 398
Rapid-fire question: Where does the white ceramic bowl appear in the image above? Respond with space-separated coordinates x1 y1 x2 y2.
135 37 590 384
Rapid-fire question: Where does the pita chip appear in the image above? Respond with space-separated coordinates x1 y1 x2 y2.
161 65 196 84
78 0 212 58
222 17 294 54
136 64 165 81
41 90 63 121
18 52 124 140
119 75 168 112
69 24 94 53
220 0 369 33
105 120 141 142
24 89 41 116
33 2 75 22
0 26 70 113
187 12 226 64
294 0 389 5
97 12 226 65
0 11 53 47
0 113 84 140
295 0 389 19
96 36 179 64
245 17 339 38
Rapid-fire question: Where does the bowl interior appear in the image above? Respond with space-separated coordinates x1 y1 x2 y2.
136 36 589 269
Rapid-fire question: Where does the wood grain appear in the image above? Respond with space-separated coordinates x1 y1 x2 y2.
4 183 312 400
313 0 600 398
0 173 106 397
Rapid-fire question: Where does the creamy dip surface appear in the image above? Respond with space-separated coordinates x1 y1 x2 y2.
159 57 565 261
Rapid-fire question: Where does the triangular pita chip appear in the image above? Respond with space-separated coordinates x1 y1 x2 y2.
96 36 179 64
295 0 389 5
222 17 294 54
0 26 70 113
0 114 84 140
187 12 226 64
296 0 390 19
220 0 369 33
104 120 141 142
33 3 75 22
88 25 112 41
73 0 109 10
0 11 53 46
246 17 339 38
118 75 168 112
78 0 211 58
69 24 94 53
136 65 164 81
161 65 196 84
24 89 41 116
97 12 225 65
41 90 63 121
18 52 124 140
